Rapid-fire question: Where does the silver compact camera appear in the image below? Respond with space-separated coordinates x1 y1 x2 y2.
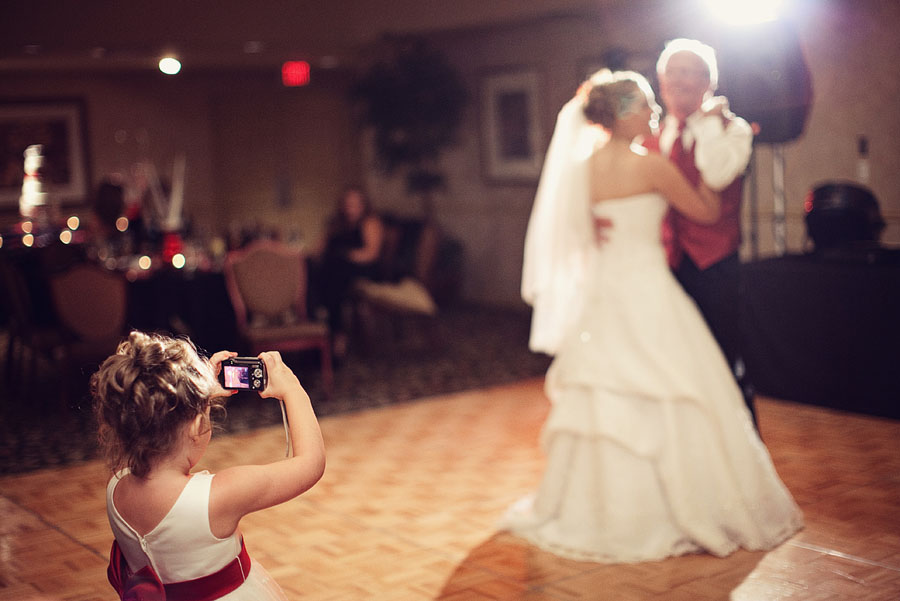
220 357 267 391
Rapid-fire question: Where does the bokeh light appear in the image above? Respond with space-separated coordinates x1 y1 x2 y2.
701 0 786 25
159 56 182 75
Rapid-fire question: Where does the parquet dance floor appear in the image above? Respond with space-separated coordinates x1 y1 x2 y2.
1 378 899 600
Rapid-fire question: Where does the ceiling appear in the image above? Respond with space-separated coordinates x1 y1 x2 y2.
0 0 605 72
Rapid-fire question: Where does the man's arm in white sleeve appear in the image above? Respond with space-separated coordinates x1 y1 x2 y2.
693 115 754 191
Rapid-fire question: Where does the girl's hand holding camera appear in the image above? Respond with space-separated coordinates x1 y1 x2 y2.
258 351 305 401
207 348 323 538
214 350 306 400
209 350 239 398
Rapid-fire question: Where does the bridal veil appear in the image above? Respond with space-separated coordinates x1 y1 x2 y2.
521 95 606 355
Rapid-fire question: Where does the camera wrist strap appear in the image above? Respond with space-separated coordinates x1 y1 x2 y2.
280 400 292 457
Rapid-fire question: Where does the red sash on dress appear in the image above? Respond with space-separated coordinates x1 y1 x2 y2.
108 537 251 601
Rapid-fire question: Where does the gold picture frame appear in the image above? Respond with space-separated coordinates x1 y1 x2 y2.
479 69 544 184
0 98 90 208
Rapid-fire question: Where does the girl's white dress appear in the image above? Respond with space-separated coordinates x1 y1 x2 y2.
503 193 803 563
106 470 288 600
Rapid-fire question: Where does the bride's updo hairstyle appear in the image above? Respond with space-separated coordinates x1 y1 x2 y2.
582 69 659 129
92 331 222 478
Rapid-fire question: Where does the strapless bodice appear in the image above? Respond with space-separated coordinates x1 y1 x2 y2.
589 192 668 272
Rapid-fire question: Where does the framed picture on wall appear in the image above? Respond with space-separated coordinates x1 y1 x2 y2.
0 98 90 208
479 70 544 184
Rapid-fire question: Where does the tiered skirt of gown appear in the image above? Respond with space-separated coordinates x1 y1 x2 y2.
501 193 803 563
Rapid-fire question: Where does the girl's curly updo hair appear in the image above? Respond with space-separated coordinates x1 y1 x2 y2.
582 69 659 130
91 331 223 478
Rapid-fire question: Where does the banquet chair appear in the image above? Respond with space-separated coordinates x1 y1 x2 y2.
47 262 129 401
352 217 441 354
223 240 333 397
0 258 64 395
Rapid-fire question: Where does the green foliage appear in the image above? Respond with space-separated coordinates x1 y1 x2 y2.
352 35 468 195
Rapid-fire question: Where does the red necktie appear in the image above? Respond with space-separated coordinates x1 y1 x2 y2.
662 120 688 267
668 120 687 161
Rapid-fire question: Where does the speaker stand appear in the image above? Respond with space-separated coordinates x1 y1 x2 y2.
772 144 787 256
746 149 759 260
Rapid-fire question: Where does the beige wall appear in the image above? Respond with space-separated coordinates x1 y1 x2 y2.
365 14 613 305
369 0 900 305
749 0 900 254
206 70 361 245
0 73 218 230
0 69 360 249
1 0 897 307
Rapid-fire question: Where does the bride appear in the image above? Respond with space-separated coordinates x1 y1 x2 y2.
503 70 803 563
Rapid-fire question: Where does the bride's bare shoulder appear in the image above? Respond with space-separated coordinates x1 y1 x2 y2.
634 148 674 174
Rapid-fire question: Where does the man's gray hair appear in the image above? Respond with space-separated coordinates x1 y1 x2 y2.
656 38 719 91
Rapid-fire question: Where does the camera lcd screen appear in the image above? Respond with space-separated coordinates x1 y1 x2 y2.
223 365 251 389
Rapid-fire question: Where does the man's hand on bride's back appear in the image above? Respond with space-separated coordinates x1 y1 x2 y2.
593 216 614 245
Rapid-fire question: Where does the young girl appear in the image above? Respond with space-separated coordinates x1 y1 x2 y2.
93 331 325 600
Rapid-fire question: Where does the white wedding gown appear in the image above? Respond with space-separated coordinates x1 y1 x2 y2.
502 192 803 563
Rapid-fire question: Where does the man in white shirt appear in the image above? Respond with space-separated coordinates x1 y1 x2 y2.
653 39 757 422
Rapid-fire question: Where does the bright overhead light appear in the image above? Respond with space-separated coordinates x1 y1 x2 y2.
158 56 182 75
702 0 786 26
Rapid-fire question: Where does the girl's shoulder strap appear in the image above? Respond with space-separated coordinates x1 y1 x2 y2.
149 470 216 537
182 470 214 499
106 469 129 501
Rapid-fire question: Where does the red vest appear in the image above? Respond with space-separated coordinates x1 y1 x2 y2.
648 122 744 269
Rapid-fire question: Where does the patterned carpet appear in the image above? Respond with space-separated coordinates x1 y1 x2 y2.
0 304 551 475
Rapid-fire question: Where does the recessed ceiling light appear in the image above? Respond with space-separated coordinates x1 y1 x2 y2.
159 56 182 75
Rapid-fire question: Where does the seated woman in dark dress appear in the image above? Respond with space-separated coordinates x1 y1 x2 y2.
310 186 384 356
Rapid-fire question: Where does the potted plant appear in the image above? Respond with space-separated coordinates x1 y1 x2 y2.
351 35 467 219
